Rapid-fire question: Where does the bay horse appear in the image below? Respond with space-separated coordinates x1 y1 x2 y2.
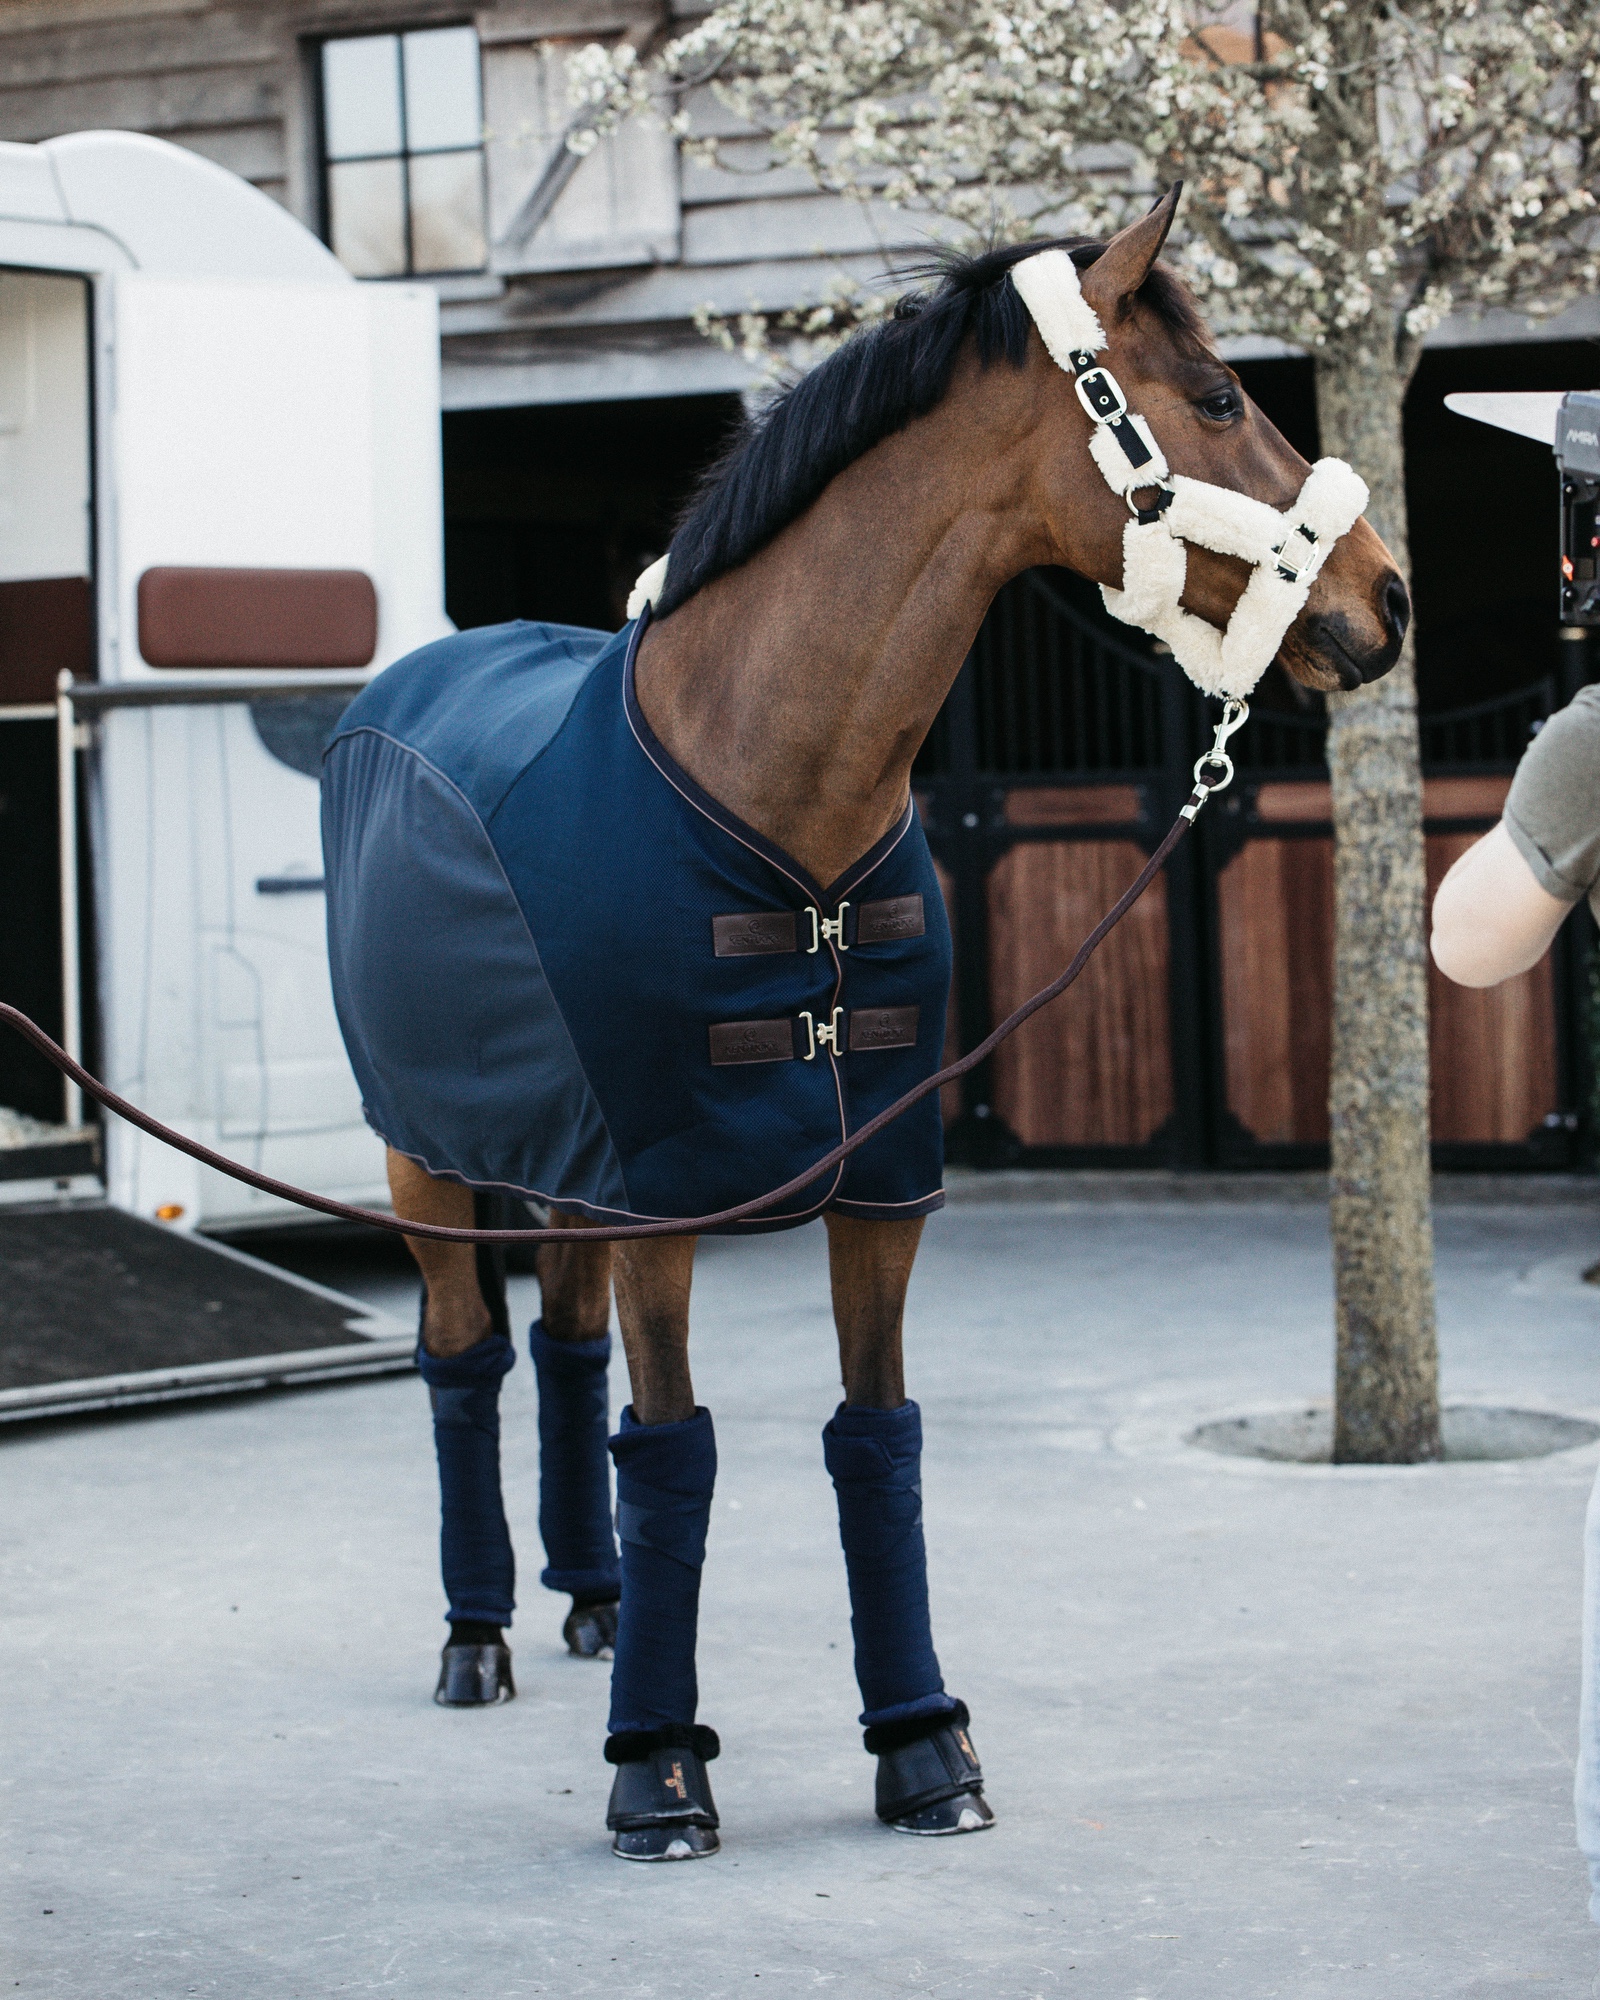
322 188 1407 1860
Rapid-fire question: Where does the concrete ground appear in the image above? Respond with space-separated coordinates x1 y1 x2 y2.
6 1196 1600 1998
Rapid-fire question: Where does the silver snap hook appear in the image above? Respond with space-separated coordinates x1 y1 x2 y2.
1182 699 1249 819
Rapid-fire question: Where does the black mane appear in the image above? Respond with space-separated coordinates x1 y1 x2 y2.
655 236 1209 618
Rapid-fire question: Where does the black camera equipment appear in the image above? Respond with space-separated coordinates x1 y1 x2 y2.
1447 386 1600 694
1558 390 1600 628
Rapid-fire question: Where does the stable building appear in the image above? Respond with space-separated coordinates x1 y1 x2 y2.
2 0 1598 1186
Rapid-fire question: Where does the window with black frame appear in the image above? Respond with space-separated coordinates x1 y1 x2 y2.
319 25 487 278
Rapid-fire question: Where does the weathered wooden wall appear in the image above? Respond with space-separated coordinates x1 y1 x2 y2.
0 0 939 408
4 3 1597 410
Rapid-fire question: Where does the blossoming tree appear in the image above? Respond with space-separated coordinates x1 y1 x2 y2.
576 0 1600 1461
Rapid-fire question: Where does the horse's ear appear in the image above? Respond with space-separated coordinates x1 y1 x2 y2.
1079 183 1184 324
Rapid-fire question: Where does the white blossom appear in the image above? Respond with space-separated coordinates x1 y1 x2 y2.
562 0 1600 372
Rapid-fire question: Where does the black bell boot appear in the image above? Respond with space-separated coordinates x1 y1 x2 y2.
434 1622 515 1707
604 1724 721 1861
866 1701 994 1835
563 1597 620 1659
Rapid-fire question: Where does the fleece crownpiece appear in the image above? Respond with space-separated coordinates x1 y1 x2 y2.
1008 246 1369 699
627 553 669 620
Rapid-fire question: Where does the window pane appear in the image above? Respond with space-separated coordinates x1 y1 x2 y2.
402 26 483 152
323 35 402 160
407 150 486 273
328 157 407 277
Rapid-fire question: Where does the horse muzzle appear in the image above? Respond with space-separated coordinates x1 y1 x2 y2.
1302 570 1410 689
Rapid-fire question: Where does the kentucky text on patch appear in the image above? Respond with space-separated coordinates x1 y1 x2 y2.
848 1006 920 1052
712 912 799 957
856 895 925 944
708 1019 796 1065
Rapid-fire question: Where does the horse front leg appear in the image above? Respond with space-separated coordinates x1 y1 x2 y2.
528 1221 623 1662
387 1148 517 1706
823 1212 993 1836
601 1234 722 1861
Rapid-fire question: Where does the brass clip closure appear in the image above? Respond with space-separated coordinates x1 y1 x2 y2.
805 902 850 954
799 1007 844 1060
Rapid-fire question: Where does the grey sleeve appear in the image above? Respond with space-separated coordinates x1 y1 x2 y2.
1503 683 1600 904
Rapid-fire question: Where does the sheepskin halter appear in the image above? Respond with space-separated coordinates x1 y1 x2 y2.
1008 248 1369 699
628 248 1369 699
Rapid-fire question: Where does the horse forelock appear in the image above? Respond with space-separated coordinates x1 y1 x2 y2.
654 238 1211 620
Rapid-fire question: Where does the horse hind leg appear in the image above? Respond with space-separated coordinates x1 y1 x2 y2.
602 1234 721 1861
526 1214 623 1659
823 1212 993 1836
387 1150 516 1707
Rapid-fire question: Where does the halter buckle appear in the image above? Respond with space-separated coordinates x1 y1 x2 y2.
1074 367 1129 426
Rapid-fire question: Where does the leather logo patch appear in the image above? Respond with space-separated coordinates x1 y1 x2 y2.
848 1006 919 1052
713 911 798 957
856 894 925 944
709 1018 796 1065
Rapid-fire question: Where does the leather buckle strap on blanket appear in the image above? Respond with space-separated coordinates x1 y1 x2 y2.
710 895 925 959
0 730 1237 1246
707 1005 920 1065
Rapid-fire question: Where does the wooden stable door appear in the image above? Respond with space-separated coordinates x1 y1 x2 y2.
985 794 1173 1148
913 568 1579 1170
1214 776 1559 1150
1214 824 1334 1144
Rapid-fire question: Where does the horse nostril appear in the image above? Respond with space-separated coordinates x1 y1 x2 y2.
1382 573 1411 646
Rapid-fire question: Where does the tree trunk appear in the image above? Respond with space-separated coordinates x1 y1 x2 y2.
1314 346 1442 1464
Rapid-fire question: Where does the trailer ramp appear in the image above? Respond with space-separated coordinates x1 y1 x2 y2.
0 1202 410 1423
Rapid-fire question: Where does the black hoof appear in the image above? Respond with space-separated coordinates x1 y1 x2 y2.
564 1599 619 1659
605 1724 721 1862
434 1642 515 1707
612 1822 721 1862
887 1790 994 1836
867 1701 994 1835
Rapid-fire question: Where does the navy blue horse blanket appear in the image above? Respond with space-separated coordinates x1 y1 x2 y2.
320 614 951 1229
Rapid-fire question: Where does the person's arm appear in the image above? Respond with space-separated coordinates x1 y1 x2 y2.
1429 684 1600 990
1430 822 1572 988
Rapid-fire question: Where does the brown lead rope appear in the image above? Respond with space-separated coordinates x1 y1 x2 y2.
0 710 1245 1246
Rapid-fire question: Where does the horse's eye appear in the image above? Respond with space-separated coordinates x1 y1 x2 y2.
1198 387 1242 423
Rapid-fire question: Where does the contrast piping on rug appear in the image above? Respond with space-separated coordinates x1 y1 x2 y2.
0 687 1248 1247
620 611 940 1227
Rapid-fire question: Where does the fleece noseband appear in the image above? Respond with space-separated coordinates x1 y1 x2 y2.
1009 249 1368 699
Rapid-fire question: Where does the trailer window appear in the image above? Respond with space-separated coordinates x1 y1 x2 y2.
320 26 486 278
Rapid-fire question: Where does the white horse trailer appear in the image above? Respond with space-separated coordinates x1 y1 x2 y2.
0 130 448 1230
